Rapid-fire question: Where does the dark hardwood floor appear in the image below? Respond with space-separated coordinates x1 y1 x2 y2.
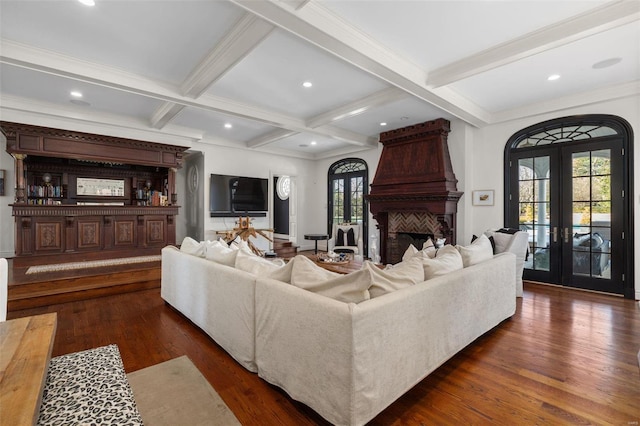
8 275 640 425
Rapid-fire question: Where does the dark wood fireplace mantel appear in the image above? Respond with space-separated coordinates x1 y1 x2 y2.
367 118 463 264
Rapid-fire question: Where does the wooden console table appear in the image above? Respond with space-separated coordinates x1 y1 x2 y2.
0 313 57 425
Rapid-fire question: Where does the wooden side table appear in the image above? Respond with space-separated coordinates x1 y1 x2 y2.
0 313 57 425
304 234 329 255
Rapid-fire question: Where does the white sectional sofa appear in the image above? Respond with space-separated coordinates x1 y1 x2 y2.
161 241 516 425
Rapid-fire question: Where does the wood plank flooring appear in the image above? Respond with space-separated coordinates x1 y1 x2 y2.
8 281 640 425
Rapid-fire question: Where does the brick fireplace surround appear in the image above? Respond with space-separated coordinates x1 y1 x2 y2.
367 118 463 264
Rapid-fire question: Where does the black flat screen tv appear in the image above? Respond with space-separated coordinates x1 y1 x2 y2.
209 174 268 217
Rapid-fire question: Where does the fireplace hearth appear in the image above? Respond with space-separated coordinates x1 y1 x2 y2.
367 118 462 264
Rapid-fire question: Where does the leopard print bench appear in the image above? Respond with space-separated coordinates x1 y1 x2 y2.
37 344 143 425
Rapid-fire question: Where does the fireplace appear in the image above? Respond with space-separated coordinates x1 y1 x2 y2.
366 118 462 264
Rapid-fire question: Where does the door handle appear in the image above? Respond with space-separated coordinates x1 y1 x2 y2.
552 227 558 243
564 227 570 243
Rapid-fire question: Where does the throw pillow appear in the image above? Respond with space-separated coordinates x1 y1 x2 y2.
179 237 206 257
421 244 464 279
473 234 496 253
488 232 513 254
346 227 356 246
289 255 371 303
205 240 239 266
336 228 345 246
367 257 424 298
235 249 286 276
456 234 493 267
402 244 419 262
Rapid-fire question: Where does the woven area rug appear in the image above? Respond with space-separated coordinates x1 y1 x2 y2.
26 255 161 274
127 356 241 426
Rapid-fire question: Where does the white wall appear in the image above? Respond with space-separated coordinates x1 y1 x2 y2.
188 141 318 253
466 96 640 299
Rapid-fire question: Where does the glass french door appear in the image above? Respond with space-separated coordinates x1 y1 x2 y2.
506 116 631 296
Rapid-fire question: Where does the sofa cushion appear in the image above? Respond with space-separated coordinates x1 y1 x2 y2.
289 256 370 303
456 234 494 267
421 244 464 279
180 237 206 257
205 240 239 266
401 240 436 263
235 249 286 276
367 258 424 298
402 244 419 262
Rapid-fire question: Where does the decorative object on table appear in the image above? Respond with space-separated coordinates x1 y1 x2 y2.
317 251 353 264
217 216 273 256
472 190 494 206
328 223 362 254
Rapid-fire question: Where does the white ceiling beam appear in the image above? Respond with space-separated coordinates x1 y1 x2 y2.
0 40 373 145
428 0 640 88
247 129 299 148
180 13 274 98
229 0 491 127
150 102 185 129
306 87 408 128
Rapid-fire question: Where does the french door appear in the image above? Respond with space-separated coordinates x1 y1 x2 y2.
506 116 632 296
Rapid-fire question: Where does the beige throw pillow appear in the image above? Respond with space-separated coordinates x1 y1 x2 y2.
421 244 464 279
205 240 238 266
289 256 371 303
456 234 494 267
180 236 206 257
367 258 424 298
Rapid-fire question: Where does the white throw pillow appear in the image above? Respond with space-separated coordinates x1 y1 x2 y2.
421 244 464 279
179 236 206 257
205 240 239 266
456 234 494 267
235 249 286 276
402 244 419 262
367 258 424 298
486 231 512 254
289 256 371 303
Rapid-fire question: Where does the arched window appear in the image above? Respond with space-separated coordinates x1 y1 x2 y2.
504 114 633 298
328 158 369 255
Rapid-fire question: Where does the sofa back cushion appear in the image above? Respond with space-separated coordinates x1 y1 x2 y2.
234 249 286 276
205 240 239 266
289 256 371 303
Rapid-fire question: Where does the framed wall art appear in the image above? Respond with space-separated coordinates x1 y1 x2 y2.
472 190 494 206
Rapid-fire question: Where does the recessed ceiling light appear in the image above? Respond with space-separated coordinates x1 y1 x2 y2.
380 122 387 126
310 141 317 146
70 91 83 98
302 81 313 88
299 144 308 148
224 123 232 129
78 0 95 6
400 116 409 120
592 57 622 69
547 74 561 81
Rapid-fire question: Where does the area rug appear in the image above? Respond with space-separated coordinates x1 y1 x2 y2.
127 356 241 426
26 255 161 274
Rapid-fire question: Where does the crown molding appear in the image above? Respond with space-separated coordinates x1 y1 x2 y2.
490 80 640 124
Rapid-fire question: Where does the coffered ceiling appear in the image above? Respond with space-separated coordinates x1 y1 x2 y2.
1 0 638 159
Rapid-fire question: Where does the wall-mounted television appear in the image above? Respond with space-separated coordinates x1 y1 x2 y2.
209 174 268 217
